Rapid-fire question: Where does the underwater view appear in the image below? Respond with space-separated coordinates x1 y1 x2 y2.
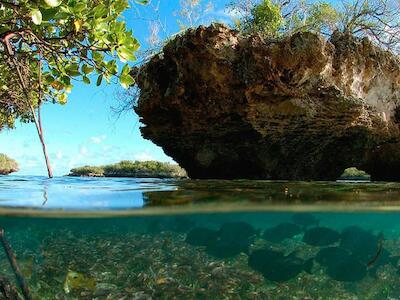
3 0 400 299
0 176 399 299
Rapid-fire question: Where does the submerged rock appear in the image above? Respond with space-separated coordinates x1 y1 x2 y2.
248 249 313 282
302 227 341 246
135 24 400 180
263 223 302 242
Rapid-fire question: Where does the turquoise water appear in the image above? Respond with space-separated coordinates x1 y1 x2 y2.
0 176 400 299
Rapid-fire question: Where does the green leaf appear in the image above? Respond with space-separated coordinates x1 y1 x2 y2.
93 4 108 18
82 65 94 75
82 76 91 84
31 9 43 25
44 0 62 7
121 64 131 76
135 0 149 4
117 47 137 62
70 3 86 13
92 51 104 63
119 73 135 89
58 93 68 105
106 60 118 75
43 73 55 84
41 8 58 21
65 64 80 77
96 74 103 86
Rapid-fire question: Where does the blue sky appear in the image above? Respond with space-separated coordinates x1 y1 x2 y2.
0 0 234 175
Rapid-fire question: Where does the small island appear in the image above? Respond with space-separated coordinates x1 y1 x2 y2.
0 154 19 175
69 160 187 179
338 167 371 181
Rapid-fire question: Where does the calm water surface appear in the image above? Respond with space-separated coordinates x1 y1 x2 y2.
0 175 400 299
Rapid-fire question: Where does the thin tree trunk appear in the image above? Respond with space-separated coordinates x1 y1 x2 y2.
36 108 53 178
38 126 53 178
36 60 53 179
5 44 54 178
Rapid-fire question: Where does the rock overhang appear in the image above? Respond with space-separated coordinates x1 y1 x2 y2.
135 23 400 180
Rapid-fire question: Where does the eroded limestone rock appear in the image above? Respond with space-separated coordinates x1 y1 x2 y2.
135 24 400 180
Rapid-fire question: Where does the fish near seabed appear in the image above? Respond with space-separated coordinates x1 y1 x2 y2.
248 249 313 282
326 254 367 282
315 246 367 281
263 222 302 242
206 237 250 258
218 222 258 241
315 246 351 268
63 270 96 294
340 226 381 263
302 227 341 246
204 222 257 258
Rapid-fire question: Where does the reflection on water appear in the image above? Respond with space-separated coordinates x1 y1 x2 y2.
0 176 177 211
2 176 400 214
0 176 400 298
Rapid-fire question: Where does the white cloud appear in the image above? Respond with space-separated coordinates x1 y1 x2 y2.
134 151 153 161
56 151 64 159
24 158 40 168
90 135 107 144
79 145 88 156
102 145 113 152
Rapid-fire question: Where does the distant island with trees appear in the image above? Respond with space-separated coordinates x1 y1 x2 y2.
0 152 372 181
339 168 371 181
69 160 187 179
0 154 19 175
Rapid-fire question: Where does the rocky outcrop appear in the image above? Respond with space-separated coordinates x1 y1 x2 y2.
0 154 19 175
135 24 400 180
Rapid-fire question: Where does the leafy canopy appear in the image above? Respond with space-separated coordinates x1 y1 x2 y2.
246 0 283 37
0 0 145 128
233 0 399 51
238 0 340 37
